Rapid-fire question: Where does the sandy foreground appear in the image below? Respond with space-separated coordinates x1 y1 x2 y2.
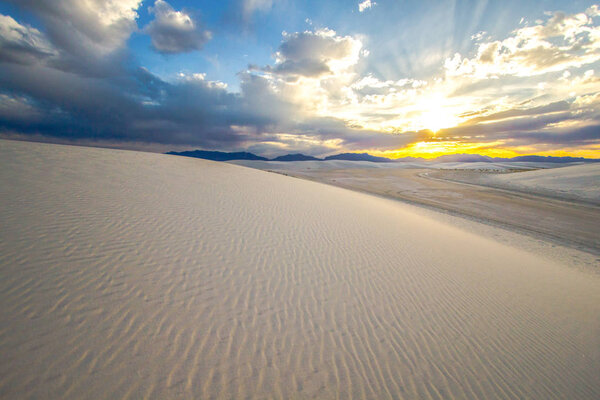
1 139 599 399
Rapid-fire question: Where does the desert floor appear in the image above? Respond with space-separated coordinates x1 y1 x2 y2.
260 166 600 257
1 139 599 399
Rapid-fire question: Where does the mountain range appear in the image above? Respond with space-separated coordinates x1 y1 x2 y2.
167 150 600 163
166 150 268 161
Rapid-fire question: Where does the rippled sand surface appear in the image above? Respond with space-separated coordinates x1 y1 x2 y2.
261 167 600 256
1 139 599 399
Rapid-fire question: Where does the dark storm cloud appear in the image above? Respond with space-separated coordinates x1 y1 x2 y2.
0 62 251 146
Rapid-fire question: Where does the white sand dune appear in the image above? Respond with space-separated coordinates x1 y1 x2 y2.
430 163 600 204
230 159 428 170
427 161 580 170
230 159 575 172
1 139 599 399
488 163 600 203
263 167 600 255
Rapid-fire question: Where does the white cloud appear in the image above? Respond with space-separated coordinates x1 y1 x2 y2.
445 7 600 78
177 72 228 89
19 0 142 54
586 5 600 17
6 0 143 76
242 0 273 19
470 31 487 41
262 28 363 78
245 29 370 136
0 14 56 65
246 8 600 145
145 0 211 54
358 0 376 13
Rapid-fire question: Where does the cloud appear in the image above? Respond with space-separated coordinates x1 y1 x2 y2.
225 0 274 27
260 28 362 78
0 93 43 122
460 101 571 125
0 3 599 158
0 62 247 146
445 8 600 78
358 0 376 13
5 0 142 76
0 49 405 155
427 94 600 150
242 0 273 18
0 14 56 65
11 0 141 54
144 0 211 54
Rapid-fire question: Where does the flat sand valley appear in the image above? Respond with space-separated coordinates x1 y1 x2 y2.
1 139 599 399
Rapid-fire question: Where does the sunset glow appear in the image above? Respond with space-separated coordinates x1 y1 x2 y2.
0 1 599 158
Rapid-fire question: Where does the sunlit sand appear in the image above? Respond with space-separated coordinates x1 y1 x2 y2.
1 139 599 399
236 161 600 256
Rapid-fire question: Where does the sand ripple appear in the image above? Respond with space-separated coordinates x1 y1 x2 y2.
0 139 599 399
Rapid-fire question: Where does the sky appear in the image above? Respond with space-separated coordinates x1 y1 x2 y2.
0 0 599 158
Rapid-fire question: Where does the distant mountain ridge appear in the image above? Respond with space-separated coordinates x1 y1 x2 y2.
323 153 394 162
166 150 268 161
167 150 600 163
271 153 321 161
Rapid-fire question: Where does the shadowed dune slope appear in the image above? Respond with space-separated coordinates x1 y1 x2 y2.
0 139 599 399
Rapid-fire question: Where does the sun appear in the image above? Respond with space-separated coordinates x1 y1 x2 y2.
422 109 458 133
420 97 460 133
